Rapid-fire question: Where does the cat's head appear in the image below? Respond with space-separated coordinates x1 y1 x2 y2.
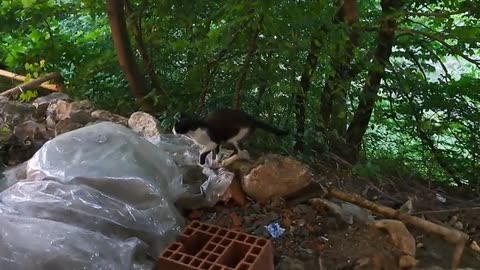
172 112 199 134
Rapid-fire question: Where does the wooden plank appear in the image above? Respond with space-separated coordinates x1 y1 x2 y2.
0 69 59 92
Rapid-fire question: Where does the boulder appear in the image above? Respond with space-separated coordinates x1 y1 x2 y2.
13 120 52 142
32 92 71 108
128 112 162 144
236 154 313 202
55 100 94 122
55 118 84 136
91 110 129 126
32 93 71 120
0 97 35 127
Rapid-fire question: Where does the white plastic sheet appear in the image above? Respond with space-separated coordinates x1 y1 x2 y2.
26 122 186 208
0 213 152 270
154 133 234 209
0 121 233 269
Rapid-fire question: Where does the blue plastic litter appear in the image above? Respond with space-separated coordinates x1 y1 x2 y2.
264 222 285 238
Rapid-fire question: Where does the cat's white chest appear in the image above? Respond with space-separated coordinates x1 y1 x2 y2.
187 128 212 147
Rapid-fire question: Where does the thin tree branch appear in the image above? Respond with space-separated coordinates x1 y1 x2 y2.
196 20 249 112
399 28 480 68
106 0 156 113
418 42 451 82
389 64 464 186
123 0 166 97
406 50 427 81
233 15 263 109
43 18 56 69
405 9 473 18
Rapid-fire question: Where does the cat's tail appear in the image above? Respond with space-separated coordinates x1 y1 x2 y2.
252 119 289 136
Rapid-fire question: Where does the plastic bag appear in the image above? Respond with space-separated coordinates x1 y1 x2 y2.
0 121 233 269
0 161 27 191
0 212 153 270
0 180 181 255
154 133 234 209
27 122 186 208
22 122 185 255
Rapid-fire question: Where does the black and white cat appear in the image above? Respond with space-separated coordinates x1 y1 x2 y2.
172 108 288 167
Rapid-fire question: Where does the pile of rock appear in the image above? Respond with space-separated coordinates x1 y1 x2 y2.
1 92 315 205
0 93 160 166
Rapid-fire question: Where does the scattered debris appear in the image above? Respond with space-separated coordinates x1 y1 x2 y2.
265 223 285 239
371 219 418 268
328 188 471 269
276 256 305 270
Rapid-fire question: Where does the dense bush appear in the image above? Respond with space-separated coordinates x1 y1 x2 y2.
1 0 478 186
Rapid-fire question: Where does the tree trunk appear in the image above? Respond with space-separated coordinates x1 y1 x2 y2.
320 0 358 136
294 37 321 151
345 0 403 161
233 16 262 109
106 0 156 113
123 0 166 100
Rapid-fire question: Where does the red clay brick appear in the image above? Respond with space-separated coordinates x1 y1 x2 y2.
157 221 274 270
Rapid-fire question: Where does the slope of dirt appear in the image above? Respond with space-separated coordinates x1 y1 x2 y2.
185 168 480 270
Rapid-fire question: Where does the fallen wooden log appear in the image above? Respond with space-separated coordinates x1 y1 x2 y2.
1 72 64 96
328 188 470 270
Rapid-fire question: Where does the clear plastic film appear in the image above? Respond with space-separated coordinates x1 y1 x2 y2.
0 180 181 256
0 121 234 269
154 133 234 210
0 213 153 270
26 122 186 208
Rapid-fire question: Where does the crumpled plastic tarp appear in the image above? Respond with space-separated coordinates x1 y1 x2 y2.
0 213 152 270
0 121 234 270
153 133 234 209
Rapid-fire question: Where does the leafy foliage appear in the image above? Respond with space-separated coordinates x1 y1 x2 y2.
0 0 479 186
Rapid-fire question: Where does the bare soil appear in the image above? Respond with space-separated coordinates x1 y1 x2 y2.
185 168 480 269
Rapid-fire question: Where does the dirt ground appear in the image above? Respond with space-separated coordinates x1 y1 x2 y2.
185 168 480 270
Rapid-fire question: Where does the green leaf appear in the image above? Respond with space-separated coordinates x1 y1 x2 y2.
29 29 42 42
21 0 36 8
19 90 38 102
0 126 10 134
